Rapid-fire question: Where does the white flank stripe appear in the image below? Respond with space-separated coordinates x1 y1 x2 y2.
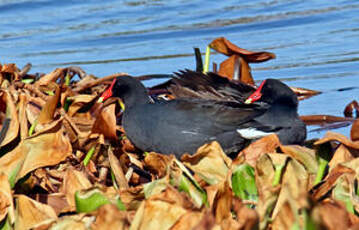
236 128 273 139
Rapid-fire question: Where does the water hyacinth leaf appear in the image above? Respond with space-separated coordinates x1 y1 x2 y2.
35 68 64 87
75 189 111 213
14 195 57 230
0 91 19 148
232 163 258 203
182 141 231 185
328 144 353 169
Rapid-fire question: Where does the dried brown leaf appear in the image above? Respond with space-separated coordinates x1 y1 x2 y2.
35 68 64 87
344 100 359 118
209 37 276 62
182 141 231 185
91 103 117 140
280 145 318 174
37 83 60 125
351 119 359 141
108 147 129 190
59 168 92 210
0 119 72 184
218 55 255 85
290 86 321 97
315 131 359 149
328 144 354 169
67 94 96 117
0 173 14 224
317 201 353 230
311 164 355 200
14 195 57 230
144 152 172 178
212 181 232 224
0 90 19 147
300 114 354 126
92 204 131 230
238 134 280 167
18 94 28 140
130 198 187 230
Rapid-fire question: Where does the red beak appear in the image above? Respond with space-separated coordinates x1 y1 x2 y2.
98 78 117 103
245 80 266 104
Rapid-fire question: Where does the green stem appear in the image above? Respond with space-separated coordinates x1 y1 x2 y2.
203 46 211 73
111 170 119 190
83 146 96 166
65 73 71 86
314 157 328 185
28 119 38 136
272 164 284 186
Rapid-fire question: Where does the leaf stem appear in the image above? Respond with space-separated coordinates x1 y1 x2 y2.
204 46 211 73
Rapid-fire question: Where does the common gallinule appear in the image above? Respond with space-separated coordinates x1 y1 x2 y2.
99 71 306 157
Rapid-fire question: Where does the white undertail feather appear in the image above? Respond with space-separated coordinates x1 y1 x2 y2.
236 128 273 139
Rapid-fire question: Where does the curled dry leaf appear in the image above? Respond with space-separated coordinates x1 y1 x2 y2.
91 103 117 140
238 134 281 167
0 90 19 147
218 55 255 84
35 68 64 87
0 173 15 224
130 196 187 230
18 94 28 140
108 147 129 190
280 145 318 174
290 86 321 99
344 100 359 118
315 131 359 150
59 168 92 210
0 119 72 185
212 181 232 224
209 37 276 62
182 141 232 185
315 200 359 230
14 195 57 230
67 94 97 117
91 204 131 230
144 152 172 178
300 114 354 126
37 83 61 126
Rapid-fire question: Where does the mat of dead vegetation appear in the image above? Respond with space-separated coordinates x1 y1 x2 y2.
1 38 359 230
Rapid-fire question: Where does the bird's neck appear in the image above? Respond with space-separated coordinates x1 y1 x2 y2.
122 87 151 110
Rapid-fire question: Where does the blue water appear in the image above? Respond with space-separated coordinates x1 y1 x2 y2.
1 0 359 138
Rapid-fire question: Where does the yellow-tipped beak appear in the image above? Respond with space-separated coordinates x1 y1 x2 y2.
119 99 125 111
97 97 104 103
245 98 252 104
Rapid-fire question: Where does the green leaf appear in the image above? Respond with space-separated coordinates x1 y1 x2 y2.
0 215 12 230
232 164 258 203
21 79 34 84
75 189 110 213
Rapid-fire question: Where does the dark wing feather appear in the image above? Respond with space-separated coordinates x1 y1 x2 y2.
169 70 256 103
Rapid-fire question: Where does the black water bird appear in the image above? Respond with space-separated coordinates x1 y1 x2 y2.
99 71 306 158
